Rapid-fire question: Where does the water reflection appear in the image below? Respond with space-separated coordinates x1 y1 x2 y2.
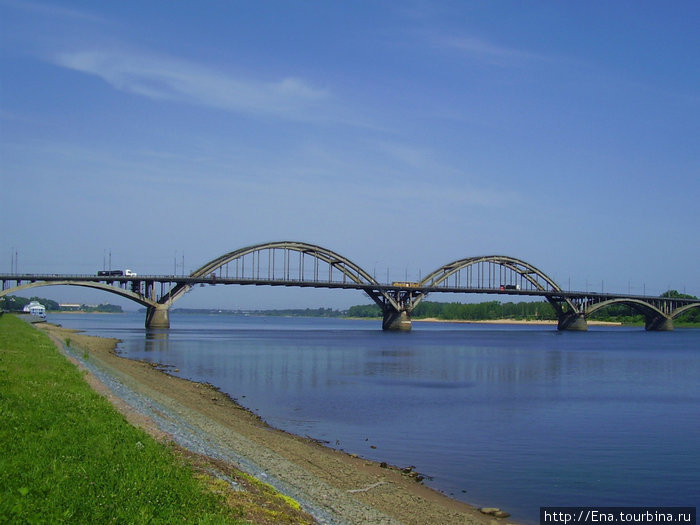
144 329 170 352
49 313 700 525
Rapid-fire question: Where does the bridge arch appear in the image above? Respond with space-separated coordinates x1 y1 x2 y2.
671 302 700 319
0 281 157 309
416 255 576 314
162 241 386 307
419 255 561 291
585 298 700 328
584 298 665 319
583 298 676 330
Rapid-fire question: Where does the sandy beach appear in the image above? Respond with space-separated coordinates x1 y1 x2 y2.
37 322 503 525
414 317 622 326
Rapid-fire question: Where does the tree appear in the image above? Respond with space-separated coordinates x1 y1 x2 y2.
30 296 60 311
0 295 29 312
346 304 382 318
661 290 698 300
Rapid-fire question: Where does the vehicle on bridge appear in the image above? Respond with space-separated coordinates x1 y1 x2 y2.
97 269 137 277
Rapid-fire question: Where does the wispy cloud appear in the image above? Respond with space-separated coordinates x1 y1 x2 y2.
53 49 331 120
1 0 103 22
436 35 548 66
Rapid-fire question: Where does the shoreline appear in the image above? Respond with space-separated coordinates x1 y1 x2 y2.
50 310 621 326
37 321 503 524
414 317 623 326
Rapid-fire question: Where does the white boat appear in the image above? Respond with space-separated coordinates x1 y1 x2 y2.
23 300 47 319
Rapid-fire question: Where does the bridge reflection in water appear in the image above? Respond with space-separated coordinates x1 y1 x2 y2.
2 241 698 331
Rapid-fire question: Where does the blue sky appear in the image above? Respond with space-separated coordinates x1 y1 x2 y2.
2 1 698 309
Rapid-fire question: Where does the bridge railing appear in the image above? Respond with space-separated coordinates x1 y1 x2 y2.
2 273 698 305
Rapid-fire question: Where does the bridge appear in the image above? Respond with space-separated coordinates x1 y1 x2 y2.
2 241 698 331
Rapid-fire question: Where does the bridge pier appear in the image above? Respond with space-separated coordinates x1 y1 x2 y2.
145 305 170 329
382 309 412 331
645 316 674 331
557 313 588 331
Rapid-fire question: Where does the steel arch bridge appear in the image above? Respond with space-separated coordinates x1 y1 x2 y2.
153 241 397 329
415 255 585 330
162 241 385 304
2 241 698 331
571 296 695 331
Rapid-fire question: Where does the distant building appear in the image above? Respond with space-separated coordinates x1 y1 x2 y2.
59 303 82 311
23 301 46 317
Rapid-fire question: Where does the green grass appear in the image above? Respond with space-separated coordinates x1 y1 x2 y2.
0 315 247 524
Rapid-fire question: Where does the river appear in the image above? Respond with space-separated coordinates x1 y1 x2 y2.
48 312 700 523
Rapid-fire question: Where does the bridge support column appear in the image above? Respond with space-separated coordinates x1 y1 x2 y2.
145 305 170 329
645 316 674 331
382 309 412 331
557 313 588 331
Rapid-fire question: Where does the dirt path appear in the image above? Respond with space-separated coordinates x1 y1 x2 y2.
39 322 508 525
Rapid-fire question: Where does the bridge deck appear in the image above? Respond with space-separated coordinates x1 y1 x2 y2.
1 273 697 305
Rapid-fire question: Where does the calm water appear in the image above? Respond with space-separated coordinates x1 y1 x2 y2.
50 313 700 523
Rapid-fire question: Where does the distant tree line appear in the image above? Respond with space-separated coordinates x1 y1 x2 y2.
345 304 383 318
244 307 343 318
79 304 123 313
169 307 344 317
347 301 558 321
0 296 60 312
413 300 558 320
0 295 123 313
346 291 700 325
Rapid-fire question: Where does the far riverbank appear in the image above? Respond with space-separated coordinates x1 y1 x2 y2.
414 317 622 326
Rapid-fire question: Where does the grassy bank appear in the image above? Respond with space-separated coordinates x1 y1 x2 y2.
0 314 310 524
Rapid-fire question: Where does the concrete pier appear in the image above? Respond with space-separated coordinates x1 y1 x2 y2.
145 305 170 329
382 309 412 331
557 313 588 331
645 316 674 331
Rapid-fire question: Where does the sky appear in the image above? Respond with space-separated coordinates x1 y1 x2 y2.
1 1 699 310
